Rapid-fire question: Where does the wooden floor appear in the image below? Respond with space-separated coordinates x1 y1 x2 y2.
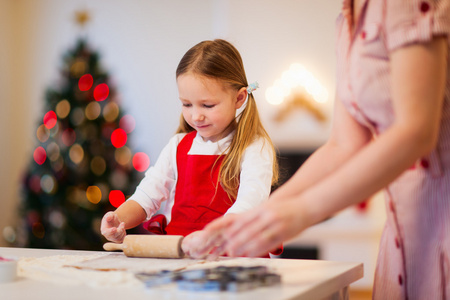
349 289 372 300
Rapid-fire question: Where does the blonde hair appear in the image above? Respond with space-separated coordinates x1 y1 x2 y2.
175 39 279 198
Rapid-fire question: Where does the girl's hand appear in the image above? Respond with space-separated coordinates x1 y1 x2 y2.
181 230 213 259
100 211 126 243
181 214 238 259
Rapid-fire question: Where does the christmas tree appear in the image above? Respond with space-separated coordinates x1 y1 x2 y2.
18 38 149 250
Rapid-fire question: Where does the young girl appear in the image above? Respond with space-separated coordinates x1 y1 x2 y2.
100 39 279 250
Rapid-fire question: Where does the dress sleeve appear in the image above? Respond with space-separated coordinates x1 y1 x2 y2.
226 138 274 214
385 0 450 51
128 134 184 221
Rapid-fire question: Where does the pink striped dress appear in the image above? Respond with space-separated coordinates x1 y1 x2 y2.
336 0 450 299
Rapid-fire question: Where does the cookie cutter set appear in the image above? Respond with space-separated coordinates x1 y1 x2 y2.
135 265 281 292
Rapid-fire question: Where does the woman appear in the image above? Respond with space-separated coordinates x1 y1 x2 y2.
182 1 450 298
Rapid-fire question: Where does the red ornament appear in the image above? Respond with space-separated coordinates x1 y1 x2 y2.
93 83 110 101
119 115 136 133
61 128 76 147
78 74 93 91
33 146 47 165
111 128 127 148
29 175 42 193
132 152 150 172
43 111 57 129
109 190 125 208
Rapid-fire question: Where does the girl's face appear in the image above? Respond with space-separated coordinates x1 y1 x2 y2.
177 73 247 142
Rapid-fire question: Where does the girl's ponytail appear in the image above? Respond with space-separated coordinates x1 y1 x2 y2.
220 93 279 199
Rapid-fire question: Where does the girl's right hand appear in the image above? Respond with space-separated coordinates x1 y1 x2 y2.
100 211 126 243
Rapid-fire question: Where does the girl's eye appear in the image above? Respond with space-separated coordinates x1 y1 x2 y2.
182 103 192 107
203 104 215 108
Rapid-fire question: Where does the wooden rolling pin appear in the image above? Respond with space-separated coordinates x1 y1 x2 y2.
103 235 185 258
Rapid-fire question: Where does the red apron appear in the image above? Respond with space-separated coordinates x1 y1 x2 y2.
144 131 282 257
145 131 234 236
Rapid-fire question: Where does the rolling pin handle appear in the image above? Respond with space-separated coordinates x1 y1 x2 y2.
103 242 124 252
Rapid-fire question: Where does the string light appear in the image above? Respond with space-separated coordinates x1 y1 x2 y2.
90 156 106 176
109 169 128 190
78 74 94 91
62 128 76 147
51 157 65 173
109 190 125 208
69 144 84 164
46 142 61 162
94 83 109 101
56 99 71 119
103 102 119 122
40 174 57 194
86 186 102 204
70 58 87 77
111 128 127 148
36 124 50 143
32 222 45 239
132 152 150 172
85 101 101 120
29 175 42 193
119 115 136 133
115 147 132 166
33 146 47 165
70 107 85 126
43 111 58 129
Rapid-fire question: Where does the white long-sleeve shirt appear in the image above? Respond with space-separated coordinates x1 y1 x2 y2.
129 131 274 223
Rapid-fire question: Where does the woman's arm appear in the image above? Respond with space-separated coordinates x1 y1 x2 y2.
199 37 448 258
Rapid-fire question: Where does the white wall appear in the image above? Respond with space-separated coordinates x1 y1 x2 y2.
0 0 342 244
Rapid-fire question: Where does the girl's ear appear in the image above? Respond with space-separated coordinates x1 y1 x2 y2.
235 87 248 109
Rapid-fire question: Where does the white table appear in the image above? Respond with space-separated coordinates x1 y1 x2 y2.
0 247 363 300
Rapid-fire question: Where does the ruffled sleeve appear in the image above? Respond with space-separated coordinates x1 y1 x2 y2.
385 0 450 51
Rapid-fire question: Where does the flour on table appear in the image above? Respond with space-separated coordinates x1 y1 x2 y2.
18 253 206 288
18 253 278 288
18 253 142 288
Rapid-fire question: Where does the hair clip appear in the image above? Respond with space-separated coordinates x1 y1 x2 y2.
247 82 259 94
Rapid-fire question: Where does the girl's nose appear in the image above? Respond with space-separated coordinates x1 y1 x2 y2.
192 109 204 122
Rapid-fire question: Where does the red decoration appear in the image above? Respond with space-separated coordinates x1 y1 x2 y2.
109 190 125 208
29 175 41 193
132 152 150 172
355 200 369 213
111 128 127 148
78 74 93 91
61 128 76 147
33 147 47 165
119 115 136 133
43 111 57 129
93 83 109 101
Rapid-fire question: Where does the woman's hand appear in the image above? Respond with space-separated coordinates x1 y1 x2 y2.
183 200 310 259
219 198 309 257
181 214 239 259
100 211 126 243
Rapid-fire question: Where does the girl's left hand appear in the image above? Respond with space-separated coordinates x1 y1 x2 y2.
181 214 238 259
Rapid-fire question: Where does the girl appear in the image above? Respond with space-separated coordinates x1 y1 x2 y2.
101 39 279 252
183 1 450 299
